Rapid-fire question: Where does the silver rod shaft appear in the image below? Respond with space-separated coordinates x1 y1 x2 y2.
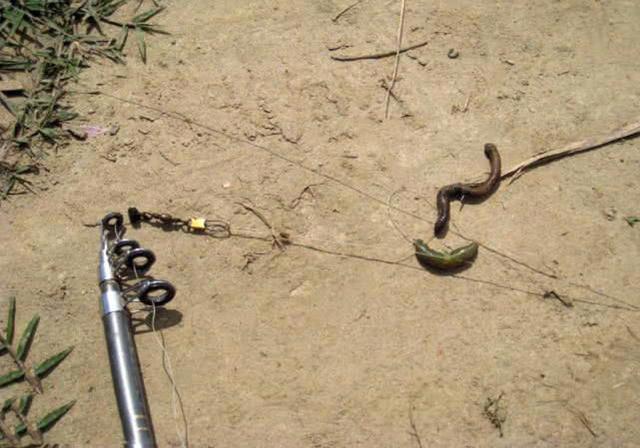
101 282 157 448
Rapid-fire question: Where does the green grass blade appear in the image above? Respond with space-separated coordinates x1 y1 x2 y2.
0 394 30 417
5 296 16 346
1 397 16 413
13 165 35 175
135 23 169 35
0 57 33 71
2 177 15 200
0 369 25 388
96 0 128 17
6 296 16 343
12 400 75 436
16 315 39 361
135 26 146 63
0 92 17 118
38 127 58 140
36 400 76 432
115 24 128 51
132 6 164 23
18 394 32 414
4 8 26 37
35 346 73 377
625 216 639 227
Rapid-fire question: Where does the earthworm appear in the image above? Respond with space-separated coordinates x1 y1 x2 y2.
414 239 479 270
434 143 501 236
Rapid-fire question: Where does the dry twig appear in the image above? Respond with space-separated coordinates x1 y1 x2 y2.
408 407 424 448
332 0 366 22
384 0 407 119
0 417 21 446
502 119 640 182
568 407 597 438
330 39 428 62
236 201 290 249
288 183 325 209
543 290 573 308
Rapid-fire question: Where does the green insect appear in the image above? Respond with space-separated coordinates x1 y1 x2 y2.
414 239 479 270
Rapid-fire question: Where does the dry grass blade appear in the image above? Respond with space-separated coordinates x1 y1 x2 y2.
502 119 640 182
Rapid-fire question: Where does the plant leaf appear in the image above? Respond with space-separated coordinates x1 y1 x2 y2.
0 57 33 71
4 8 25 37
16 315 40 361
35 347 74 377
6 296 16 344
135 26 146 63
0 369 25 388
625 216 640 227
132 6 164 24
13 165 36 175
36 400 76 432
0 394 31 417
38 127 58 140
12 401 76 436
115 24 129 51
1 397 16 413
3 296 16 348
18 394 32 414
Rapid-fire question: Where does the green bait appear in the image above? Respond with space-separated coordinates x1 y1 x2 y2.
414 239 479 270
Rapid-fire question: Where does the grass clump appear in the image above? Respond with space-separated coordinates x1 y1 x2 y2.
0 0 166 198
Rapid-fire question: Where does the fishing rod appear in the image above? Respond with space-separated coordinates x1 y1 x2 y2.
98 212 176 448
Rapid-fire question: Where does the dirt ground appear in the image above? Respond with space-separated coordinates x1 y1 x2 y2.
1 0 640 446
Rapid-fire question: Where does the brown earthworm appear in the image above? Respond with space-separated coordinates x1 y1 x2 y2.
434 143 501 236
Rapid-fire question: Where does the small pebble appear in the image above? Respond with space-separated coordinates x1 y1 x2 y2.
604 207 617 221
447 48 459 59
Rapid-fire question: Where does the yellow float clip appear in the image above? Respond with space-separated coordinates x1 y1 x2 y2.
189 218 207 230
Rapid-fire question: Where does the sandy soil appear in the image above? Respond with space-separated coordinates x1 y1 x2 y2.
1 0 640 446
